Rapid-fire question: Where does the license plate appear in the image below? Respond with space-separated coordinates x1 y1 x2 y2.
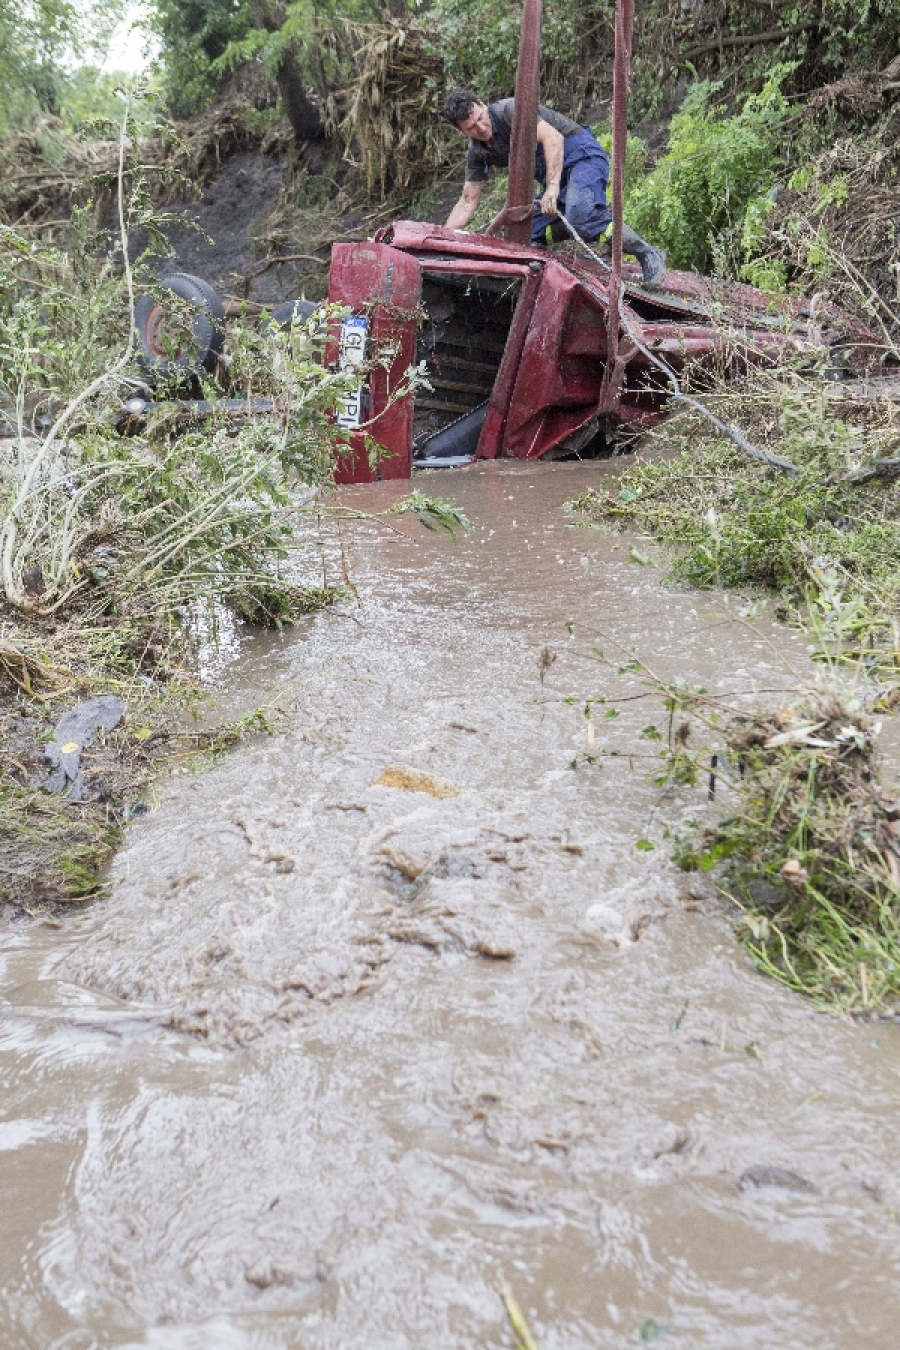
336 315 368 428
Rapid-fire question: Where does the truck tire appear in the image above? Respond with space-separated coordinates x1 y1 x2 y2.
134 273 226 383
258 299 319 334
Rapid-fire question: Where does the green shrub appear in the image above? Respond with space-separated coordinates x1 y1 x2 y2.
624 68 793 275
592 126 648 199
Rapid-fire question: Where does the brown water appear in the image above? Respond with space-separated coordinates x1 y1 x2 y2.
3 460 900 1349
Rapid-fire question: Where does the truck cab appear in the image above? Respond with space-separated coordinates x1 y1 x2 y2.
327 220 862 483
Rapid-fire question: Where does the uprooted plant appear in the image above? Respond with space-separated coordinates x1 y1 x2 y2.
638 668 900 1016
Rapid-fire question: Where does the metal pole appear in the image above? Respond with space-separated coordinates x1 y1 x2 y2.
600 0 634 408
505 0 543 245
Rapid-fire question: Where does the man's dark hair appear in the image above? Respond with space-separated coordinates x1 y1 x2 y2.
442 89 480 127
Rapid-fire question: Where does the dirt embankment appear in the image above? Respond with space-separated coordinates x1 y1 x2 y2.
136 141 458 311
135 150 293 308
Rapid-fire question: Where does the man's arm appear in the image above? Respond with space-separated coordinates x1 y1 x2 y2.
446 180 482 230
536 119 565 217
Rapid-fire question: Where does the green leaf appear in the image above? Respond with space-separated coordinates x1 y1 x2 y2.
635 838 656 852
389 490 471 539
640 725 663 741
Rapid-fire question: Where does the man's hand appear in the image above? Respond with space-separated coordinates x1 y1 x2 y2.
540 185 559 217
446 180 482 231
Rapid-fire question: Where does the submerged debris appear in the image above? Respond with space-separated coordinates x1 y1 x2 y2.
43 695 124 801
374 764 459 798
738 1165 819 1194
677 685 900 1014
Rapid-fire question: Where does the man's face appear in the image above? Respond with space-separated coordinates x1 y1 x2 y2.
456 101 492 142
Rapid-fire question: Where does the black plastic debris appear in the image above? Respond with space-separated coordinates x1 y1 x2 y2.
43 695 125 801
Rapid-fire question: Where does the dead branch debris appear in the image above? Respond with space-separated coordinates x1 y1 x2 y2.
0 636 69 696
0 103 270 229
332 18 453 201
807 54 900 122
756 69 900 345
707 687 900 1013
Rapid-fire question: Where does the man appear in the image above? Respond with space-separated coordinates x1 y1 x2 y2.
442 89 666 289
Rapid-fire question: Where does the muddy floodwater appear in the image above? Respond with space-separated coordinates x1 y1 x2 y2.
4 460 900 1348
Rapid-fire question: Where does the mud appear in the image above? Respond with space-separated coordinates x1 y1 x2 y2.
3 459 900 1347
135 151 293 307
137 152 461 311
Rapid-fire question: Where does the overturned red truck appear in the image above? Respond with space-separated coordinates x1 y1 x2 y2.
326 219 869 483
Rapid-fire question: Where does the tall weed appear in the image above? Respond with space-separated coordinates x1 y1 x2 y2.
625 68 794 275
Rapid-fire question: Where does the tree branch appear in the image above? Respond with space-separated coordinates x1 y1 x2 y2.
680 22 815 62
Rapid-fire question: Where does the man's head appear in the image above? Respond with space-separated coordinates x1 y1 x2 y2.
442 89 492 141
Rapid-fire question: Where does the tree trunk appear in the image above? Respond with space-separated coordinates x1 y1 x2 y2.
277 42 324 142
250 0 324 143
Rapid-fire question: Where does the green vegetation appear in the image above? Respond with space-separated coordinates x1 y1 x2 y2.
150 0 257 118
430 0 604 102
572 376 900 677
631 670 900 1015
573 369 900 1011
0 0 128 133
501 1280 541 1350
0 154 358 629
624 69 793 275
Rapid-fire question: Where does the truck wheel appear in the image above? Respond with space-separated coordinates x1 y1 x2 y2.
258 299 319 334
134 273 226 383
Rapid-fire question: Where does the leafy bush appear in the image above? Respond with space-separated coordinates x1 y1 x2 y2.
593 126 648 198
0 0 125 133
149 0 256 118
624 68 793 275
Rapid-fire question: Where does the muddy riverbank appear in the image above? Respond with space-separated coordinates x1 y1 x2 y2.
3 459 900 1348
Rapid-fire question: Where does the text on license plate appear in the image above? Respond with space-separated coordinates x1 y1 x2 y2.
336 315 368 428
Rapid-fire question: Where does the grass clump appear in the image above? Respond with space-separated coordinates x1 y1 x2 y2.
657 682 900 1014
573 372 900 682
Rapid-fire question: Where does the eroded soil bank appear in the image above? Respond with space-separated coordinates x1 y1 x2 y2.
2 460 900 1348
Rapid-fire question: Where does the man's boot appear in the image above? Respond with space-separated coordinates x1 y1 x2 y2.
536 216 571 247
621 224 667 289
